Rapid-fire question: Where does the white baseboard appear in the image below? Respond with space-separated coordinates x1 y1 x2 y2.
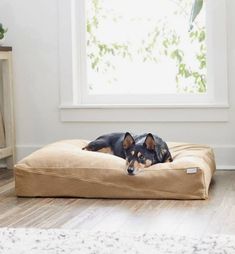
216 166 235 170
15 144 235 170
212 145 235 170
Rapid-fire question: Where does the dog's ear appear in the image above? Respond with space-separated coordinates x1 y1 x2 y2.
144 133 156 150
123 132 135 150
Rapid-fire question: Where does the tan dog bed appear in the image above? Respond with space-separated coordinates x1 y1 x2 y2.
14 140 216 199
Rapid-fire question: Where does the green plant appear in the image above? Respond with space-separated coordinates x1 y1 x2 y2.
189 0 204 31
0 23 7 40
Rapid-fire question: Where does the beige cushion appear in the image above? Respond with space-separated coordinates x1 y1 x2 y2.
14 140 216 199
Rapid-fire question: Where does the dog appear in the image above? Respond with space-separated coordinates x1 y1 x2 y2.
83 132 173 175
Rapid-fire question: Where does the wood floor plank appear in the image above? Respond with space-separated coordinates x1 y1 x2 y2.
0 168 235 236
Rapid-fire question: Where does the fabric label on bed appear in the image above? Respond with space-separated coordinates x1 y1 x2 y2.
186 168 198 174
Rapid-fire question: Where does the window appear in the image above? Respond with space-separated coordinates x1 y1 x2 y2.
58 0 228 121
86 0 206 95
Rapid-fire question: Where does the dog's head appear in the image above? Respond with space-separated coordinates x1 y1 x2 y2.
123 132 160 175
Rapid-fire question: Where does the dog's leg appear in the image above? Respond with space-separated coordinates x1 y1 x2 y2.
163 151 173 162
157 143 173 163
82 139 112 154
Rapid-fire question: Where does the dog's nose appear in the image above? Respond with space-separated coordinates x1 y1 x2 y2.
127 167 135 175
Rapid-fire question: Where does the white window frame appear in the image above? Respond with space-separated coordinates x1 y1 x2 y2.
58 0 229 122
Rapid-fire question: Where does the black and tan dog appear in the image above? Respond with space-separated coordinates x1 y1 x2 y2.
83 132 173 175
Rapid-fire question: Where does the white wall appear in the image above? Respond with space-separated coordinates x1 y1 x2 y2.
0 0 235 168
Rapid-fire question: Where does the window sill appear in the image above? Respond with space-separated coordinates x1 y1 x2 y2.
59 104 229 122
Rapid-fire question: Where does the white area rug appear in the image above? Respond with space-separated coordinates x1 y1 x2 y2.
0 228 235 254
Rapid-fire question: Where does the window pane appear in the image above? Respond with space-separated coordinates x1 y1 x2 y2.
86 0 206 95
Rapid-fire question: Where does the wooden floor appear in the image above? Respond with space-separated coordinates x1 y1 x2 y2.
0 168 235 236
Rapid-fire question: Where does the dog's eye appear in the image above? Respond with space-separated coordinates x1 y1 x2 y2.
139 155 145 160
